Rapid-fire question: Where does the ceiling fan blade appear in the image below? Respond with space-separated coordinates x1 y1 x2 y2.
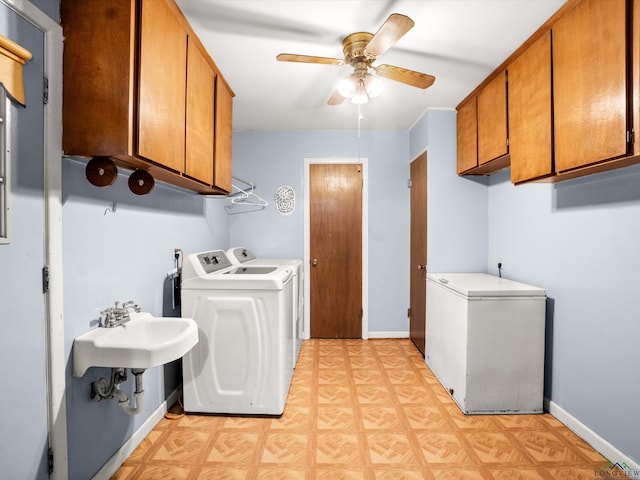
364 13 414 58
276 53 345 65
327 89 345 105
374 64 436 89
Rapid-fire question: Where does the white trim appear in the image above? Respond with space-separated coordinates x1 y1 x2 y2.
411 148 428 164
303 157 369 339
0 96 12 243
92 388 181 480
0 1 67 478
545 397 640 470
368 331 409 339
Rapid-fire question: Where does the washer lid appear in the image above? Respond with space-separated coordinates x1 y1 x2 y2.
224 266 277 275
427 273 545 297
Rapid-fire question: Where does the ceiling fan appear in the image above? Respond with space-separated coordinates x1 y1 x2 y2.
276 13 436 105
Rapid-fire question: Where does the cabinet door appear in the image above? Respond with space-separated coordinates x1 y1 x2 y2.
456 97 478 174
137 0 187 172
185 41 215 185
61 0 136 157
214 79 233 193
477 70 508 165
553 0 628 172
508 31 553 184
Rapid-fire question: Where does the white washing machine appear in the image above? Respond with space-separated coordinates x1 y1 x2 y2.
227 247 304 367
181 250 294 415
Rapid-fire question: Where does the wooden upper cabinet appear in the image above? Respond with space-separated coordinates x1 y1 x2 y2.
456 97 478 174
477 70 508 165
138 0 187 173
185 41 215 185
62 0 136 156
553 0 629 172
214 79 234 193
508 31 553 184
61 0 234 195
457 0 638 183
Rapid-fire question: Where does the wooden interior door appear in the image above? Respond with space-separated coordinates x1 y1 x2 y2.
409 153 427 354
309 163 362 338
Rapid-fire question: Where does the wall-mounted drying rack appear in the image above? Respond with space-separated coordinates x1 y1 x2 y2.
222 176 268 215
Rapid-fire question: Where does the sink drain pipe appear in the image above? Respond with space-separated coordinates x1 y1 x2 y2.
113 368 145 416
92 367 145 416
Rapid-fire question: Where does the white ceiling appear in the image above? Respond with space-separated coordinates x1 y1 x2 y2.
175 0 566 131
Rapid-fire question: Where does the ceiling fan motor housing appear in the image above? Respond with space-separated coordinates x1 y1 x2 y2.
342 32 375 66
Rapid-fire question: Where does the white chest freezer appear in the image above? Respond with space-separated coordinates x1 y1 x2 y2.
425 273 546 414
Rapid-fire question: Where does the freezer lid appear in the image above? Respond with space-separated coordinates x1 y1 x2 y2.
427 273 545 297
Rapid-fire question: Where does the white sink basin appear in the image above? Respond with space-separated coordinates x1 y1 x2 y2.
73 312 198 377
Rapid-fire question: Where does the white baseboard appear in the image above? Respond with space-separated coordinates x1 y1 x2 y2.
92 388 180 480
367 331 410 339
545 397 639 471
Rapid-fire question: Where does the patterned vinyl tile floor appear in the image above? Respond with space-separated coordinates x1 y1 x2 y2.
112 338 625 479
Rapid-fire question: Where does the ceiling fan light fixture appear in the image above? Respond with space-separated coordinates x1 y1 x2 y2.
338 75 357 98
351 79 369 104
364 74 384 98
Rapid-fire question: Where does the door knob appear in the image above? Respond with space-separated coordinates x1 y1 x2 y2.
312 258 318 267
417 264 426 271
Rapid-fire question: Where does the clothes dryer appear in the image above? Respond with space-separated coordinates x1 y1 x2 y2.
227 247 303 367
181 250 294 415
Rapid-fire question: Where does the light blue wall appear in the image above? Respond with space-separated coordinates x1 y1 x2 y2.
63 158 228 478
232 130 411 334
487 166 640 464
410 109 488 273
4 0 638 473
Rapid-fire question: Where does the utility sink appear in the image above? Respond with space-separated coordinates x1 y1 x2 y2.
73 312 198 377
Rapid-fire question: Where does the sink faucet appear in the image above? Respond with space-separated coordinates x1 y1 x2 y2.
100 301 141 328
122 300 141 314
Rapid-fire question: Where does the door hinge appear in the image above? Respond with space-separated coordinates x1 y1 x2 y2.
43 77 49 105
407 179 412 188
407 307 411 318
42 265 50 294
48 447 54 475
627 130 635 145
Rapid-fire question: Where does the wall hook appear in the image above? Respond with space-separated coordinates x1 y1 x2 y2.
104 202 117 215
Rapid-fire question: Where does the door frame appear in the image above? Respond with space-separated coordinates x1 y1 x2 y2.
304 157 369 340
1 0 68 478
